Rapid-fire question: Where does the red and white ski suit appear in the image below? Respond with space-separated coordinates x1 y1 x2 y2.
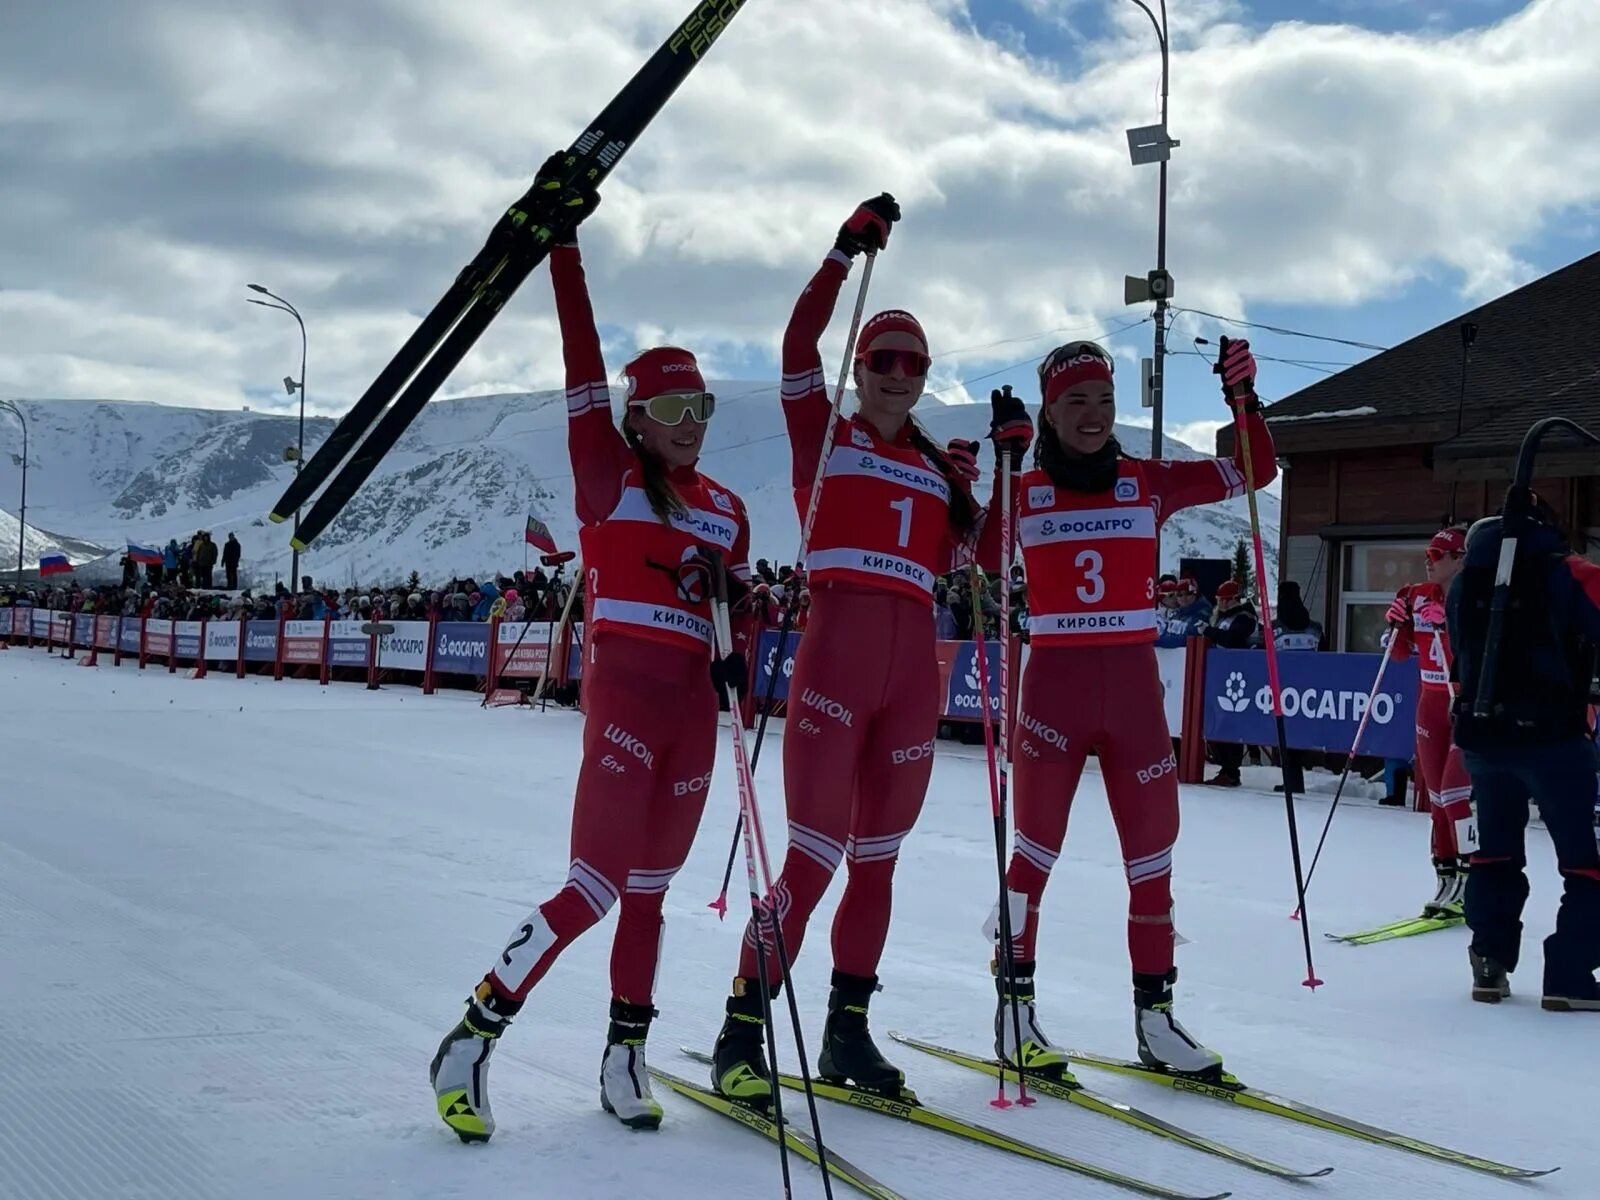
488 244 752 1009
739 249 1005 984
1387 582 1475 860
1004 421 1277 976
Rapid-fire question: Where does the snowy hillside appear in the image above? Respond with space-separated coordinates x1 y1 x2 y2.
0 392 1277 589
0 508 110 573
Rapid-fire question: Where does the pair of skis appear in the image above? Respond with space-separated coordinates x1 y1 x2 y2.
1326 914 1465 945
267 0 751 551
659 1036 1554 1199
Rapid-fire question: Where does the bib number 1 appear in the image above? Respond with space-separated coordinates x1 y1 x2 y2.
890 497 914 549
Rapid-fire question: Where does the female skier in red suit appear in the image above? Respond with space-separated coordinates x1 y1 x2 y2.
991 336 1276 1080
710 196 1032 1106
431 164 752 1140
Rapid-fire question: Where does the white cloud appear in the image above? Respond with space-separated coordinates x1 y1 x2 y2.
0 0 1595 422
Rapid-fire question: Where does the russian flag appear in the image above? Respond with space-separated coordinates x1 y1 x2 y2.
524 514 558 555
39 550 72 577
127 541 163 565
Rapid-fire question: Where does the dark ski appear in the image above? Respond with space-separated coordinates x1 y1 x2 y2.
273 0 751 547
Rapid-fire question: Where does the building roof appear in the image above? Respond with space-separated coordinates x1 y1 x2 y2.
1250 250 1600 461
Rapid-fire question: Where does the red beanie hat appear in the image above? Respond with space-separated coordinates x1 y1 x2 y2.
624 346 706 406
1217 580 1241 602
1040 340 1114 406
855 310 928 358
1428 527 1466 558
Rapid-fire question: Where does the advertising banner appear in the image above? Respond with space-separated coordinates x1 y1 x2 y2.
282 619 325 666
375 621 430 672
145 618 173 658
942 639 1002 721
174 620 203 660
753 628 799 702
94 615 120 649
244 621 278 663
73 614 93 645
1203 649 1419 757
494 622 582 680
120 619 143 655
205 620 241 661
1155 645 1187 734
32 609 50 637
327 620 371 669
432 622 490 676
0 609 11 636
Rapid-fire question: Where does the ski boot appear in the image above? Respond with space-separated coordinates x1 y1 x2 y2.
430 980 522 1143
1469 950 1511 1004
599 1000 664 1130
993 958 1073 1080
711 978 776 1110
1422 857 1467 919
818 970 910 1097
1134 968 1224 1080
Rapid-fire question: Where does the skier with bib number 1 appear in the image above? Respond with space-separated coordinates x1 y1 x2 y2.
708 195 1033 1108
986 335 1277 1081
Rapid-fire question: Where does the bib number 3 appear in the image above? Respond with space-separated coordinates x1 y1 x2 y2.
1075 549 1105 604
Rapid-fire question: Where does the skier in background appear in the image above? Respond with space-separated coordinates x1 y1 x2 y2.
709 195 1031 1108
1450 497 1600 1011
990 337 1276 1080
1384 527 1477 917
431 158 753 1139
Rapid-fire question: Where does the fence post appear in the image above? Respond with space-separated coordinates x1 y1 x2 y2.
274 614 286 681
1178 637 1210 784
319 616 332 686
422 614 438 695
194 619 208 679
236 617 246 679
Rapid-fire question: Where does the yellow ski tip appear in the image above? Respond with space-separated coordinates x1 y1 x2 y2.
267 512 288 525
289 536 310 552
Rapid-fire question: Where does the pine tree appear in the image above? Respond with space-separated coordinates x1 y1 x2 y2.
1233 538 1253 596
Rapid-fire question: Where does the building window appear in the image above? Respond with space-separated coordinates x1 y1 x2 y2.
1340 541 1428 652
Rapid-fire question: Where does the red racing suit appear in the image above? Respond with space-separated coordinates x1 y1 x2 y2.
1003 421 1277 976
488 244 752 1009
1387 582 1475 861
739 248 1005 984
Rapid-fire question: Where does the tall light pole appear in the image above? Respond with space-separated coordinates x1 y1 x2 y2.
0 400 27 589
1122 0 1177 463
247 284 308 591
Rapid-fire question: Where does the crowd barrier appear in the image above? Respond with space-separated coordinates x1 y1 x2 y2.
0 608 582 695
3 609 1425 787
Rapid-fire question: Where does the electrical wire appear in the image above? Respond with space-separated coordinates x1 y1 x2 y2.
1169 306 1389 353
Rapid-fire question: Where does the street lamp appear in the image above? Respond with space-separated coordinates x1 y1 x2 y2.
247 284 308 591
0 400 27 588
1121 0 1177 463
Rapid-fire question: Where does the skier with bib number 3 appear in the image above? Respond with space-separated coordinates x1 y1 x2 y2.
708 195 1032 1108
987 335 1277 1082
430 155 753 1141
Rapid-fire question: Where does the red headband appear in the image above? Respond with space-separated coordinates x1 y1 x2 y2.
624 346 706 405
855 310 928 357
1042 348 1114 406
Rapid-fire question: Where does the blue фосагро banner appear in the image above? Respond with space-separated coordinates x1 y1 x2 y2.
1203 648 1419 757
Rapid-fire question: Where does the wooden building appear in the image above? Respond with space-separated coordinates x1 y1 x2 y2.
1219 251 1600 651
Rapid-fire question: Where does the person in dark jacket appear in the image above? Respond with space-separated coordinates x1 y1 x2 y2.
1157 577 1212 647
222 533 242 590
1449 502 1600 1011
1203 581 1259 787
1269 580 1323 792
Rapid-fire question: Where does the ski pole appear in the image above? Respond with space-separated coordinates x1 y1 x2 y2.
708 556 834 1199
1219 337 1323 989
1294 634 1395 915
708 251 877 917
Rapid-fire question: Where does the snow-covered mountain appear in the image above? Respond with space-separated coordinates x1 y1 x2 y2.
0 390 1278 590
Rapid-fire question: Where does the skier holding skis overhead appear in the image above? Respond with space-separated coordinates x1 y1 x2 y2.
710 195 1032 1107
431 161 752 1141
1384 526 1477 918
990 337 1276 1081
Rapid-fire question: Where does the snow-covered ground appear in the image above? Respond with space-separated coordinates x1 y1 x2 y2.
1 650 1591 1200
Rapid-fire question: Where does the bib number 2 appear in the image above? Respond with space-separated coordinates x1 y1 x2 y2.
1075 549 1105 603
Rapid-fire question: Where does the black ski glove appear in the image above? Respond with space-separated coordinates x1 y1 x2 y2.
710 651 749 701
531 151 601 242
990 384 1033 466
835 193 901 258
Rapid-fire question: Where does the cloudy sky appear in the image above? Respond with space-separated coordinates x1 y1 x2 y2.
2 0 1596 452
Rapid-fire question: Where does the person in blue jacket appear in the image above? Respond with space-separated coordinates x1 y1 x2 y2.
1156 576 1211 647
1449 498 1600 1011
472 581 500 622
